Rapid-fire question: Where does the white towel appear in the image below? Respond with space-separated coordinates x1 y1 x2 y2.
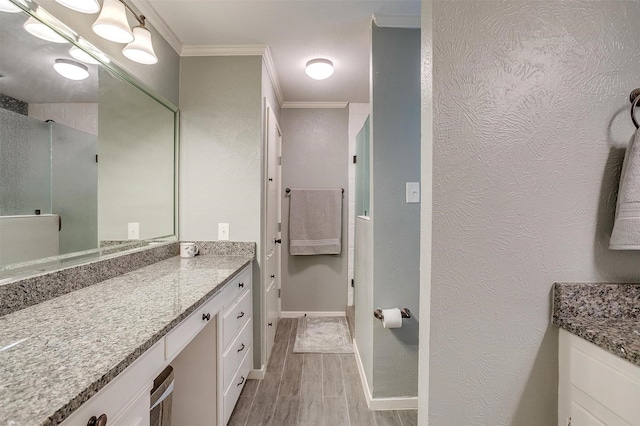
289 189 342 255
611 129 640 249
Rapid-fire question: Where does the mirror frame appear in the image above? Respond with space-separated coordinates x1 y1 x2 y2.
1 0 179 275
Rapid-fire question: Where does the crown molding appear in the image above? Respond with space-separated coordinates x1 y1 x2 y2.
180 45 268 57
262 47 284 107
372 14 421 29
282 102 348 109
128 0 183 54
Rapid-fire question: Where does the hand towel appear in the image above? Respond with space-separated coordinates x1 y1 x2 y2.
611 129 640 249
289 189 342 255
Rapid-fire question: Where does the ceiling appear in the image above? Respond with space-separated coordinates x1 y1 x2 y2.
135 0 421 104
0 10 98 104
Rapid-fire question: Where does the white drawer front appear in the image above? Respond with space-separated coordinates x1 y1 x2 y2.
111 383 152 426
223 289 252 349
165 294 223 361
223 266 252 310
570 345 640 425
61 341 164 426
223 319 253 390
223 348 252 425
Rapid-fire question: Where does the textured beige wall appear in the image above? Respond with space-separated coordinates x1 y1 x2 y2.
429 1 640 424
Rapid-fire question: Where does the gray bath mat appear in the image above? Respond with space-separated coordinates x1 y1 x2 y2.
293 316 354 354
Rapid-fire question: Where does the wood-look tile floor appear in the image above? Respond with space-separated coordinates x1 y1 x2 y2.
228 318 418 426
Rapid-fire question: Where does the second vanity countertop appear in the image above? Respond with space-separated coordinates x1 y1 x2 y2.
553 282 640 367
0 254 253 426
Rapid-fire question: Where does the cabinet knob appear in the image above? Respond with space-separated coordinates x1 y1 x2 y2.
237 343 245 352
268 322 273 326
87 414 107 426
270 274 275 279
237 311 245 319
202 313 211 321
237 376 245 387
239 282 244 288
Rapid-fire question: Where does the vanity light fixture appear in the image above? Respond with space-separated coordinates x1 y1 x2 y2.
53 58 89 80
122 23 157 64
92 0 133 43
305 58 334 80
55 0 100 14
69 45 100 65
24 13 69 43
0 0 25 13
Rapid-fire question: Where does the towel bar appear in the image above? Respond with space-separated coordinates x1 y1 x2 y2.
285 187 344 194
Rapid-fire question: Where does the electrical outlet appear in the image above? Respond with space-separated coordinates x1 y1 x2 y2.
128 222 139 240
218 223 230 240
406 182 420 203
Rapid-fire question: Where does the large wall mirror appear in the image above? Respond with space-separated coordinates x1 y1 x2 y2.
0 1 178 276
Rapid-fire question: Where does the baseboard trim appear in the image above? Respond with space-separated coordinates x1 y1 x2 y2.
353 340 419 411
248 364 266 380
281 311 346 318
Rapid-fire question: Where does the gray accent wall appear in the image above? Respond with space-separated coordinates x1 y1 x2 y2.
179 55 264 369
280 108 349 312
36 0 179 105
428 1 640 424
369 25 421 399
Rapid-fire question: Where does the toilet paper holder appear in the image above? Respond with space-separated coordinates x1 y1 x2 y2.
374 308 411 321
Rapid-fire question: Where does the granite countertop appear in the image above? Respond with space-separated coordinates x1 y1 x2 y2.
553 283 640 367
0 254 253 426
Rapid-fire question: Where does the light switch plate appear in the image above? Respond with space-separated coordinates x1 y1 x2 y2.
218 223 230 240
128 222 139 240
406 182 420 203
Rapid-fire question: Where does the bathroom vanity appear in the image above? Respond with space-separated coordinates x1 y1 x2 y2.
554 283 640 426
0 250 254 426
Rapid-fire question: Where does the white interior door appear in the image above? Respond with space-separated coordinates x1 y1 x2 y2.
264 101 282 363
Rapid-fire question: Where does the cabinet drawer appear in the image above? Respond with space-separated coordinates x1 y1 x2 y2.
223 348 252 425
223 266 252 309
111 383 152 426
223 319 253 390
60 341 164 426
222 289 252 349
165 294 223 361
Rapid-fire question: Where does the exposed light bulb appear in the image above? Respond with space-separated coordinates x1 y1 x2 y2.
305 59 334 80
53 58 89 80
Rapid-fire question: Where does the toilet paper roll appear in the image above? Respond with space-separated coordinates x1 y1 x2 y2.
382 308 403 329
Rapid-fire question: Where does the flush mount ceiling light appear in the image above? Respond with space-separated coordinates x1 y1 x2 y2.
92 0 133 43
0 0 25 13
122 24 157 64
305 58 334 80
24 12 69 43
55 0 100 14
69 45 100 65
53 58 89 80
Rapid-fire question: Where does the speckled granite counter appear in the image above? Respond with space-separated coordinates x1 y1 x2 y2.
553 283 640 367
0 254 253 426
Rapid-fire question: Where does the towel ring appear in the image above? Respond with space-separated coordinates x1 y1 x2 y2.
630 89 640 129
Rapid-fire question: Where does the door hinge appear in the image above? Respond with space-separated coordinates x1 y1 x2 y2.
95 155 98 163
278 222 281 232
351 279 354 288
353 155 357 164
278 288 281 298
277 156 282 166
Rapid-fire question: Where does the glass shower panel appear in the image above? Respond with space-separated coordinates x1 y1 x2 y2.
355 116 370 217
0 108 51 216
51 122 98 255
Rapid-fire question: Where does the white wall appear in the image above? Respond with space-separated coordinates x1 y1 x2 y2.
428 1 640 424
29 103 98 136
